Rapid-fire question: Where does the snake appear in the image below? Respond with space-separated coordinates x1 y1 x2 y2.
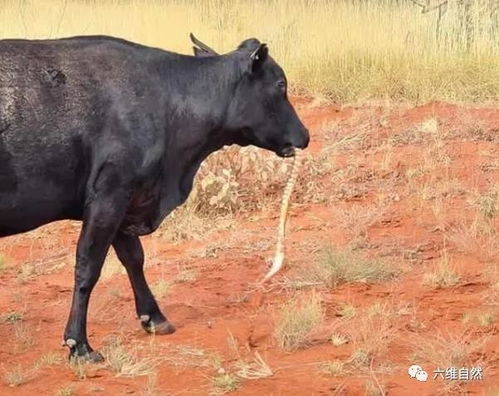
262 149 302 282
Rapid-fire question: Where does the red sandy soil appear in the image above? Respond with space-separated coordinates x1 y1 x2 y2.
0 99 498 395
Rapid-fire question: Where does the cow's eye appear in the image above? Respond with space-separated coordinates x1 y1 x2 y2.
277 80 286 89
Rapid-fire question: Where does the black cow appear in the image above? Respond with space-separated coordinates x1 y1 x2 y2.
0 34 309 361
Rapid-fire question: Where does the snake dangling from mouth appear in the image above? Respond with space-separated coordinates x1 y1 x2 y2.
262 149 302 282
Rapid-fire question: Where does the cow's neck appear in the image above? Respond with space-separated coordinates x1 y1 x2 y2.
153 55 242 226
157 127 229 225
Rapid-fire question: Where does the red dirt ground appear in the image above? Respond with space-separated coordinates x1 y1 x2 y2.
0 99 498 395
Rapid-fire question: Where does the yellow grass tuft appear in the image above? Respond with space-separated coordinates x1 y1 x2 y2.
273 292 324 350
102 337 161 377
300 246 397 288
423 253 460 289
3 365 28 387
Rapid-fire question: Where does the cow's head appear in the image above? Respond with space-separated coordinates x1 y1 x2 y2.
191 34 309 157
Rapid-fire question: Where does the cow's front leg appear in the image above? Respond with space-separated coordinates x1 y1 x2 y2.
113 232 175 334
63 191 128 362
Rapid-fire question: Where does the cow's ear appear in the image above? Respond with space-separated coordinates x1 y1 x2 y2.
249 43 268 73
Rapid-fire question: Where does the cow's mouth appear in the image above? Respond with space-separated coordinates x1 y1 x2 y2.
276 146 295 158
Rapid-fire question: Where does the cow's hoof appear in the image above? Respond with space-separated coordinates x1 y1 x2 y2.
140 315 176 335
65 338 104 363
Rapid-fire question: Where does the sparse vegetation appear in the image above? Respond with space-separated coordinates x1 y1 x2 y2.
295 246 397 288
3 365 28 387
319 360 345 377
235 352 273 380
274 293 324 350
3 311 23 324
212 372 239 393
423 254 460 288
34 351 63 369
411 329 489 369
337 303 357 319
68 357 88 380
56 385 75 396
150 279 172 299
0 2 498 394
102 337 161 377
330 333 349 347
0 254 6 273
13 322 34 352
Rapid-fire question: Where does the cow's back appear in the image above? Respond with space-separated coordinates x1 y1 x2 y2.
0 37 162 235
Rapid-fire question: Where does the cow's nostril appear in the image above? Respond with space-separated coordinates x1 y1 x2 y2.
302 132 310 149
296 130 310 149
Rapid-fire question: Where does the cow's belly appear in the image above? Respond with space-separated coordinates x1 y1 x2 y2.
0 178 82 236
0 136 85 236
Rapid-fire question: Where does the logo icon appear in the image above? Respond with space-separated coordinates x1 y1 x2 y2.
408 365 428 382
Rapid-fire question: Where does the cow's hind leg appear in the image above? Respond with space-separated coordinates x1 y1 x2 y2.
113 232 175 335
63 189 129 361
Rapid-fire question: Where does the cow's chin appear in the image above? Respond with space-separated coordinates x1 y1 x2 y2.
276 146 295 158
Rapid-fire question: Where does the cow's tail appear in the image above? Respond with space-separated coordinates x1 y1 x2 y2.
262 149 302 282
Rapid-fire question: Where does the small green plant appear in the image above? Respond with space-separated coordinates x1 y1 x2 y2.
274 293 324 350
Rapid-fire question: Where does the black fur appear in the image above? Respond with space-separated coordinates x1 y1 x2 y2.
0 34 309 359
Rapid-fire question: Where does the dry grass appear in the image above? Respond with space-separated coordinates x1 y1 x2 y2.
234 352 273 380
346 306 398 370
3 311 23 324
446 221 499 262
3 365 28 387
33 351 64 369
319 360 346 377
273 292 324 350
56 386 75 396
423 253 460 288
0 254 6 273
150 279 172 299
102 337 161 377
462 312 495 327
68 357 88 380
410 329 490 369
330 333 349 347
13 322 34 352
211 372 240 393
1 0 497 103
291 246 397 288
101 254 126 279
